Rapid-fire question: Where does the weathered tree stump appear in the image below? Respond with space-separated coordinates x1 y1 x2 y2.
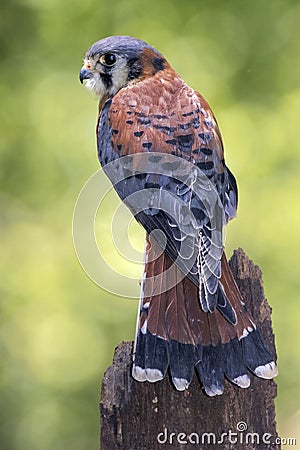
100 249 279 450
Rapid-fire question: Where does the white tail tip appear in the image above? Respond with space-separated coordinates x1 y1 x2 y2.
172 377 190 391
254 361 278 379
132 365 164 383
232 374 251 388
145 368 164 382
132 365 147 382
204 384 224 397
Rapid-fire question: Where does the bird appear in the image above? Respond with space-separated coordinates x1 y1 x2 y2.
79 35 278 395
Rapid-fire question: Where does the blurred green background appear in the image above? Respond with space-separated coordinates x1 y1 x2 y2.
1 0 299 448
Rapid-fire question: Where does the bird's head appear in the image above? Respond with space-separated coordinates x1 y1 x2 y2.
79 36 168 99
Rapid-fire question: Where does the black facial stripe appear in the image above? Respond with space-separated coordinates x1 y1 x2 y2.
100 73 112 89
127 57 143 80
152 57 166 73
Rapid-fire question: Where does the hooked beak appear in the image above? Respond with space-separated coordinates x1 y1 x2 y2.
79 67 92 84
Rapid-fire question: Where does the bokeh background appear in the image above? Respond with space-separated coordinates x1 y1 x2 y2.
1 0 300 448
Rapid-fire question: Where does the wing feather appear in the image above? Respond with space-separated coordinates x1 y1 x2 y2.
97 70 238 314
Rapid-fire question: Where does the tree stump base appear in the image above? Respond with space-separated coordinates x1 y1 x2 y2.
100 249 279 450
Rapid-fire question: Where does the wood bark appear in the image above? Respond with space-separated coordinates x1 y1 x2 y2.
100 249 279 450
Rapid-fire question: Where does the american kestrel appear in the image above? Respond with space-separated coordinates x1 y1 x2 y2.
79 36 278 395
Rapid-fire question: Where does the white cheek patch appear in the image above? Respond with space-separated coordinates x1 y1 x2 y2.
84 73 106 97
110 63 129 94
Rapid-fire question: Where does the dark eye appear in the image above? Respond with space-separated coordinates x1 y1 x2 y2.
99 53 117 66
